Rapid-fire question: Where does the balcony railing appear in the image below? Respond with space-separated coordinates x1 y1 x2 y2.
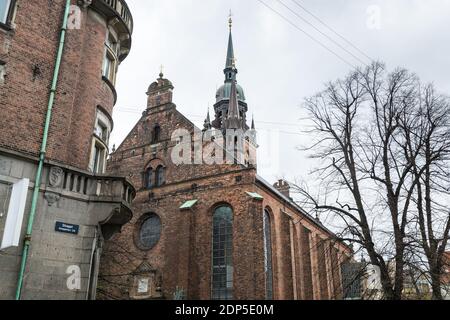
59 169 135 206
99 0 134 34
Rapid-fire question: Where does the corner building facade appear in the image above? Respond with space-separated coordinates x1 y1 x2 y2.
99 22 352 300
0 0 134 299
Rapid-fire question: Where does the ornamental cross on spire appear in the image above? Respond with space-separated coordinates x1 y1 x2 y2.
228 10 233 30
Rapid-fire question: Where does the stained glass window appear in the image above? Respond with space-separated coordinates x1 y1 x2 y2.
139 214 161 250
264 209 274 299
212 205 233 300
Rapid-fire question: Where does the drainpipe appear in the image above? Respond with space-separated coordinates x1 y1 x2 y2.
15 0 72 300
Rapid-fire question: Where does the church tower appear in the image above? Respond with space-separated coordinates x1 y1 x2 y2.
211 15 249 131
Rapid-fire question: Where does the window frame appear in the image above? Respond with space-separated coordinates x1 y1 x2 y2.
151 124 161 144
263 209 274 300
0 0 15 29
211 205 234 300
144 167 153 189
0 62 6 84
155 165 165 187
102 30 119 84
135 213 162 251
92 142 106 174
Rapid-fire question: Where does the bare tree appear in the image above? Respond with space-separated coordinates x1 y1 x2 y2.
405 84 450 299
295 62 437 299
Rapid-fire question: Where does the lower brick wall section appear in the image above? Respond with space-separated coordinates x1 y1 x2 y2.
300 226 314 300
331 247 343 299
317 235 330 300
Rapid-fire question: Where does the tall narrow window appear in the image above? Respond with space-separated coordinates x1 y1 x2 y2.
93 143 106 174
264 209 274 300
212 205 233 300
155 166 165 187
152 125 161 144
102 31 118 84
144 168 153 189
0 0 12 24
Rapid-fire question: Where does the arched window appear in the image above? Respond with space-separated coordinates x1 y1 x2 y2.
212 205 233 300
144 167 153 189
155 166 165 187
264 209 274 300
152 125 161 144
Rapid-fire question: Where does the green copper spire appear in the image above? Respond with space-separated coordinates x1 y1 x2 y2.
224 12 237 83
225 30 235 70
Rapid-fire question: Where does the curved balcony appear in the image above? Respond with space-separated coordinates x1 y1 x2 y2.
90 0 133 61
44 165 135 239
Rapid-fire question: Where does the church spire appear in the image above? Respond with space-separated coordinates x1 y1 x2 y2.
224 11 238 83
225 13 235 69
213 14 248 131
203 108 212 131
225 74 241 129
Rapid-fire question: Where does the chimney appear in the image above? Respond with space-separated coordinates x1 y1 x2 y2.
273 179 291 199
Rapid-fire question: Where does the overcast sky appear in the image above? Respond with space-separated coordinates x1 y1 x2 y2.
111 0 450 185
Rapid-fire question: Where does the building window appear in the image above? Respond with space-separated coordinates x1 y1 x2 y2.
102 52 116 83
263 209 274 300
0 62 5 84
155 166 165 187
89 109 111 173
212 205 233 300
94 108 112 144
94 120 108 143
92 143 106 174
152 125 161 144
102 31 118 84
0 0 13 25
139 213 161 250
144 167 153 189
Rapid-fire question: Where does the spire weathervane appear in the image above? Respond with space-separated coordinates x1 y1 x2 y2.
228 10 233 30
159 65 164 78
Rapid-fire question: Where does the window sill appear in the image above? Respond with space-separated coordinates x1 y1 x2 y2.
93 133 109 148
0 22 13 33
102 75 117 105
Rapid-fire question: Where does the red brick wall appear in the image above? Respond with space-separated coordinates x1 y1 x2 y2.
99 75 352 300
0 0 115 170
300 226 314 299
316 235 330 299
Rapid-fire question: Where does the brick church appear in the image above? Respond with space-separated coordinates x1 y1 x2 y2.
98 18 352 300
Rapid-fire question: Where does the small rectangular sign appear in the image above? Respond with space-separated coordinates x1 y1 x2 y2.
55 222 79 235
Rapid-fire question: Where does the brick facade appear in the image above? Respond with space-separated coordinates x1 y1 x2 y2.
0 0 131 171
0 0 134 300
98 69 353 299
